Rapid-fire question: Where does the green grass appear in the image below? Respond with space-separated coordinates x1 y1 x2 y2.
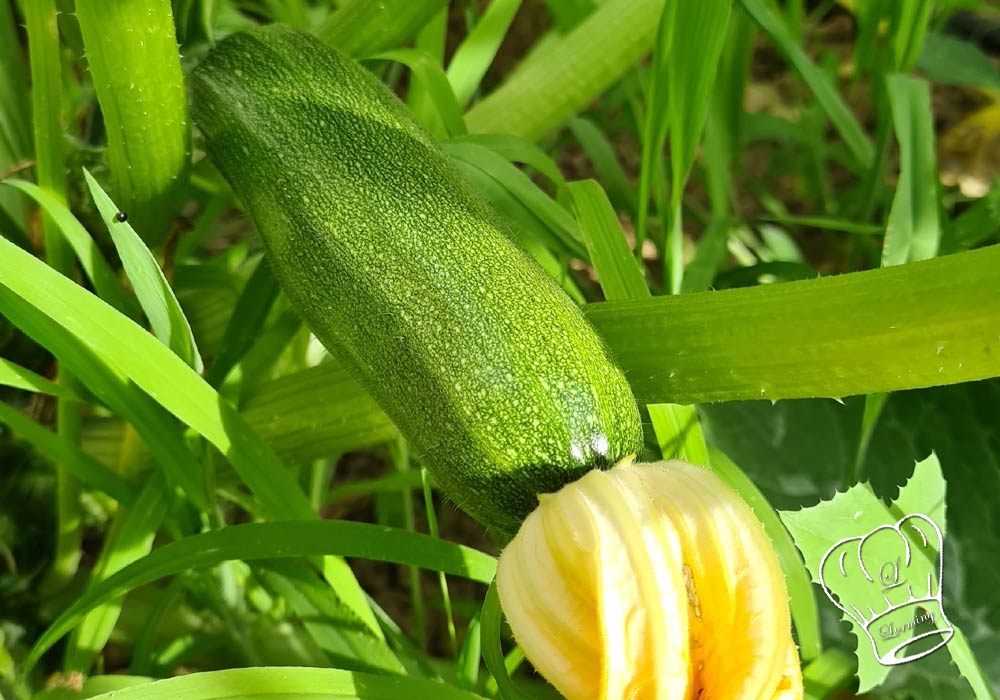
2 1 1000 698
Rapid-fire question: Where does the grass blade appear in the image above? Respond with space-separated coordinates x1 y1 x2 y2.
75 0 190 245
65 472 172 673
585 245 1000 402
205 256 280 387
84 168 203 373
0 402 137 505
567 179 646 301
448 133 565 187
1 179 136 316
373 49 466 139
739 0 873 170
0 357 83 401
648 404 709 466
24 520 497 671
465 0 665 140
882 74 940 266
447 0 522 108
567 117 634 213
0 234 384 642
0 0 31 232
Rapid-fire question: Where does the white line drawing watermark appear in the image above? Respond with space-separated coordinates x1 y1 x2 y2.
819 513 953 666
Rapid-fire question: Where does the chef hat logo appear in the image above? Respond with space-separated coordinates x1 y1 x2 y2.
819 513 953 666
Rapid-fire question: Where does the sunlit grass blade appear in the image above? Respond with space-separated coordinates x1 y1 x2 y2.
0 402 137 506
465 0 665 141
65 472 172 673
585 245 1000 402
448 133 565 187
1 178 136 316
649 404 709 465
84 168 203 373
707 447 821 663
444 140 584 258
0 234 382 639
447 0 522 108
75 0 189 245
567 179 646 301
206 257 280 387
24 520 497 672
882 74 940 266
739 0 873 170
316 0 449 57
0 357 83 401
373 50 466 138
889 0 932 72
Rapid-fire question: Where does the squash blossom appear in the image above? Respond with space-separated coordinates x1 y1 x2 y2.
496 458 803 700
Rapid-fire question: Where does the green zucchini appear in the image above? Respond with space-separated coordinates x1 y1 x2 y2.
191 25 642 533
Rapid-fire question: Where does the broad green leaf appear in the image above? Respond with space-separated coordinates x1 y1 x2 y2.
83 168 203 373
0 357 84 401
781 455 948 691
801 649 854 699
941 184 1000 254
465 0 665 140
739 0 873 170
0 401 137 506
0 235 381 641
75 0 189 245
585 245 1000 403
25 520 497 671
316 0 449 57
81 667 487 700
447 0 522 108
882 75 940 266
567 179 646 301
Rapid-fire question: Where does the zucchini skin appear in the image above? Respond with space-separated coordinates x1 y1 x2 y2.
192 26 642 532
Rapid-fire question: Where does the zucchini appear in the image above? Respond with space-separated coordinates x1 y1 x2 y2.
191 25 642 533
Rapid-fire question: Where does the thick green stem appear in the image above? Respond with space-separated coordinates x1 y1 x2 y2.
315 0 448 57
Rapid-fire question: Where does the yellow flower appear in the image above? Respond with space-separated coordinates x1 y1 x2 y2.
496 459 803 700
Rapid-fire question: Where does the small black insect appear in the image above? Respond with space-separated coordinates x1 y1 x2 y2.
114 211 128 223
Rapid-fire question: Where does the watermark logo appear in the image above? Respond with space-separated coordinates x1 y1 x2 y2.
819 513 953 666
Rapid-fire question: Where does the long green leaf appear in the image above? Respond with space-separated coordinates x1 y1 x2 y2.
0 357 84 401
0 0 31 233
75 0 189 245
882 74 940 266
585 245 1000 403
25 520 497 671
84 168 203 372
372 49 466 138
